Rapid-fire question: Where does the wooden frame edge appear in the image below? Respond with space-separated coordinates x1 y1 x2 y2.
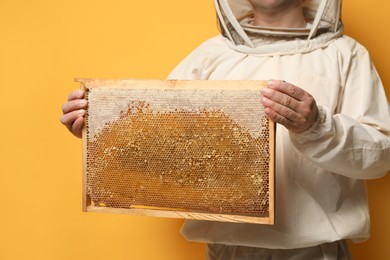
78 79 274 224
86 206 273 224
81 82 90 212
268 119 276 225
75 78 268 90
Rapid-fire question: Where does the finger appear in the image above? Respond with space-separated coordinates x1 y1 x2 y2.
267 80 306 102
263 102 308 132
261 96 302 123
263 106 294 129
261 86 300 112
62 99 87 114
68 89 84 101
72 117 85 138
60 109 85 127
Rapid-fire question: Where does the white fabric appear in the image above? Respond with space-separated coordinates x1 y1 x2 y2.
167 0 390 250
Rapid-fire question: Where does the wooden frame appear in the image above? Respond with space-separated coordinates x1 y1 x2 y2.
78 79 275 224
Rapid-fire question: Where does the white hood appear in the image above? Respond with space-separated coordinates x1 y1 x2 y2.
215 0 342 47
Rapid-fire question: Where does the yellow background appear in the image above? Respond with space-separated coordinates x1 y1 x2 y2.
0 0 389 259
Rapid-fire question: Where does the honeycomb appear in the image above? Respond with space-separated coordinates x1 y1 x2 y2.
83 80 273 217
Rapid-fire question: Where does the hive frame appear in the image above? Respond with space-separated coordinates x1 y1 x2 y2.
79 79 275 224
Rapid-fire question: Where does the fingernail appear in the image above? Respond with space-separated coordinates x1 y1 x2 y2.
261 87 271 95
78 109 85 116
76 89 84 96
268 80 277 87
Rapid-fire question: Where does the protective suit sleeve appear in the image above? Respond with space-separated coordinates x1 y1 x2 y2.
290 45 390 180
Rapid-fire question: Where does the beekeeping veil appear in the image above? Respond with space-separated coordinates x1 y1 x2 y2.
214 0 342 47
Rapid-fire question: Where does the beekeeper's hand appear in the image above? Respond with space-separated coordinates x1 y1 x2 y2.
260 80 318 133
60 89 86 138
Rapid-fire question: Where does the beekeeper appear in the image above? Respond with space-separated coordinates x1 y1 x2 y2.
61 0 390 258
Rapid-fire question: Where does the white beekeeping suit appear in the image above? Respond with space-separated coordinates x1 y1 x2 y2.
168 0 390 258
